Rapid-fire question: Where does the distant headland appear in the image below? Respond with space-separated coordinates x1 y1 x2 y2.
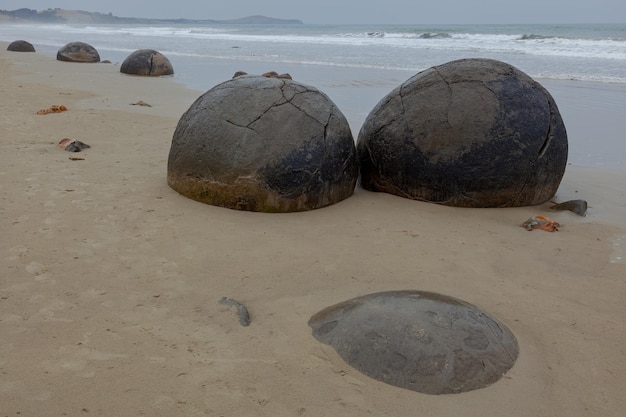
0 8 303 25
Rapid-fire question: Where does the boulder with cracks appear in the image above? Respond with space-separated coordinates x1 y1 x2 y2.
56 42 100 63
167 75 358 212
357 58 568 207
120 49 174 76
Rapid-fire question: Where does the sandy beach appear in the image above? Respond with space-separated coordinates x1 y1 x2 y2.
1 45 625 416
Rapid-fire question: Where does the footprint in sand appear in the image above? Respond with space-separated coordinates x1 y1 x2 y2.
25 261 49 281
24 261 44 274
610 234 626 264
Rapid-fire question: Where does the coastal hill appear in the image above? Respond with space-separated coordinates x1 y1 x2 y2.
0 8 303 25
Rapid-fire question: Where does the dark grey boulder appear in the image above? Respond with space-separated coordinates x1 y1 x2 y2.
56 42 100 63
167 75 358 212
120 49 174 76
309 290 519 395
7 40 35 52
357 58 568 207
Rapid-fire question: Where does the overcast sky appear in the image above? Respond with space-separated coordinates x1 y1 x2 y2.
3 1 625 24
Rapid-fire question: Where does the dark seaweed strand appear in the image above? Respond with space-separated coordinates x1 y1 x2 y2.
219 297 251 326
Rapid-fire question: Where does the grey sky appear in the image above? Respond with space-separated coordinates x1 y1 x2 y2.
2 0 624 24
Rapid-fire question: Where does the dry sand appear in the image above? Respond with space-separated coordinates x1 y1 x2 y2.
1 46 625 417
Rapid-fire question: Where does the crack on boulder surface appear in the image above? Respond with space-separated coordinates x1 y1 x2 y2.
279 80 306 106
289 89 328 128
537 97 554 158
225 118 255 131
442 77 453 129
370 94 402 139
483 84 498 99
232 84 288 129
323 110 332 141
431 69 455 129
509 164 535 207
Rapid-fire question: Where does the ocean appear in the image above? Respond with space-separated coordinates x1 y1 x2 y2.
1 22 625 168
1 22 625 86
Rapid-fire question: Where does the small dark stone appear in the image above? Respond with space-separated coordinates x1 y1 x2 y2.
309 290 519 394
120 49 174 76
64 141 91 152
219 297 251 326
7 40 35 52
357 58 568 208
57 42 100 63
261 71 292 79
550 199 587 216
234 71 292 80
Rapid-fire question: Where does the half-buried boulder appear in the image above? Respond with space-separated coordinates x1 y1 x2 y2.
7 40 35 52
167 75 358 212
357 58 568 207
56 42 100 63
309 290 519 394
120 49 174 76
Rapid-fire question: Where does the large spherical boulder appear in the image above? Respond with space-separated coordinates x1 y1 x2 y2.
120 49 174 76
357 58 568 208
56 42 100 63
7 40 35 52
168 75 358 212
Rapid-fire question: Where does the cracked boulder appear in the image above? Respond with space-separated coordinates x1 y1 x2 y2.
120 49 174 76
357 58 568 207
167 75 358 212
56 42 100 63
7 40 35 52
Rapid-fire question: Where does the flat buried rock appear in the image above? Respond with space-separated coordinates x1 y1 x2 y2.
309 290 519 394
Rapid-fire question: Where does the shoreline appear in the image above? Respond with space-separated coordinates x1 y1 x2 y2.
5 42 626 170
1 45 625 416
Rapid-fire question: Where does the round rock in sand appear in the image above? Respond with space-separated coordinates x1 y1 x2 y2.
120 49 174 76
7 40 35 52
309 290 519 394
357 58 568 207
56 42 100 63
168 75 358 212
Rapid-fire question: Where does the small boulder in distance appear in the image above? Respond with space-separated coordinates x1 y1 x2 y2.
56 42 100 63
7 40 35 52
120 49 174 76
